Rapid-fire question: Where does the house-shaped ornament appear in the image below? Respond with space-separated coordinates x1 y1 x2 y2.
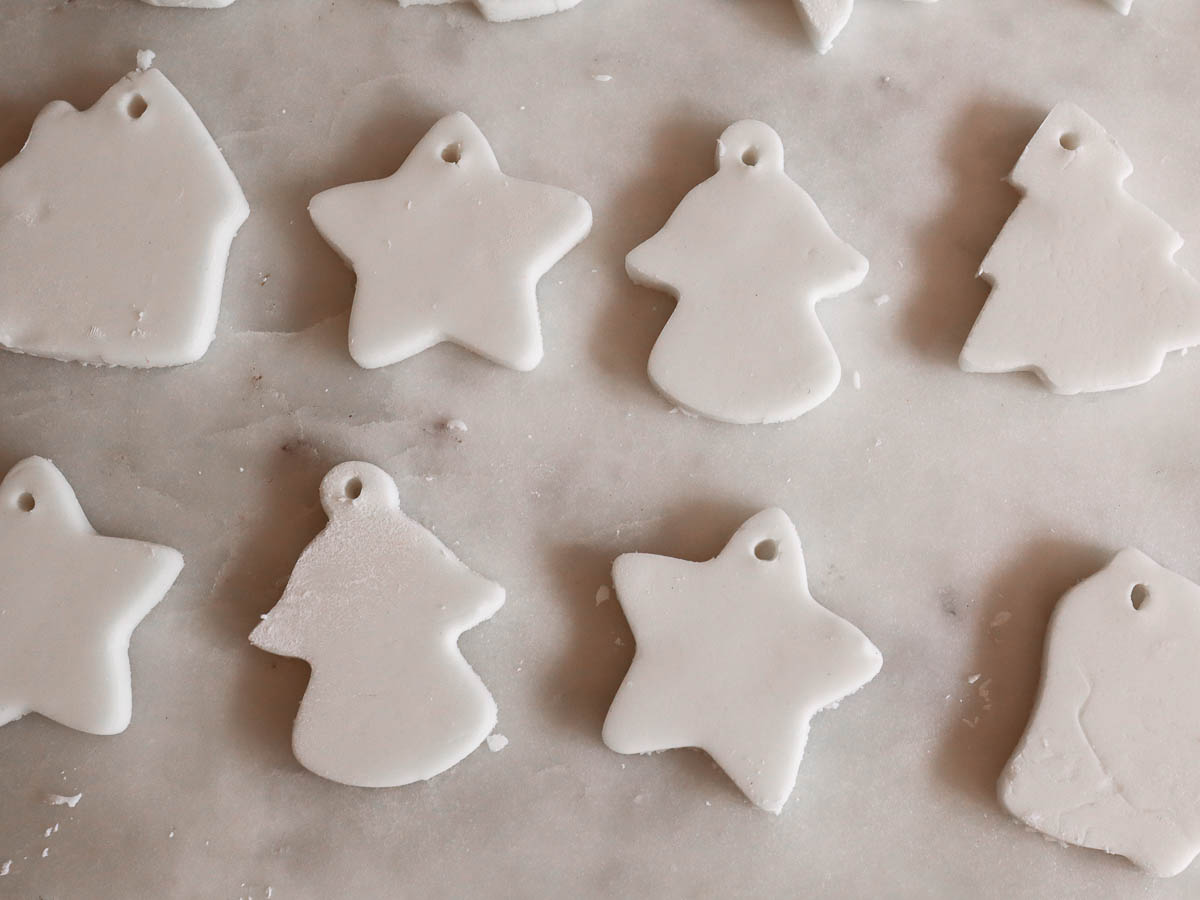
0 67 249 367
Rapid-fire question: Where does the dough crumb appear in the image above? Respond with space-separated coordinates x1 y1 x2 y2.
136 49 156 72
592 74 613 82
851 370 862 390
873 294 891 306
41 848 49 859
990 610 1012 628
47 793 82 808
486 733 509 752
967 673 981 685
595 585 611 606
0 860 10 876
444 418 468 433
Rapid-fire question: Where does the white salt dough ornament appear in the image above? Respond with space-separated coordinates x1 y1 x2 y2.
0 67 248 367
310 113 591 371
795 0 938 55
960 102 1200 393
627 120 867 424
1001 549 1200 877
602 508 882 813
395 0 579 23
249 462 505 787
0 457 184 735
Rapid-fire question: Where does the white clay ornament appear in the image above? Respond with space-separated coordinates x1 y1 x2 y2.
0 66 248 367
794 0 938 55
627 120 867 424
602 508 882 813
250 462 505 787
961 102 1200 393
0 457 184 735
1001 549 1200 877
310 113 592 371
395 0 579 22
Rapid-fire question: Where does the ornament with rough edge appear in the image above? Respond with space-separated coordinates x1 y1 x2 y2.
310 112 592 371
602 508 882 813
0 68 248 367
1001 548 1200 877
794 0 938 55
626 120 867 424
960 102 1200 393
0 457 184 736
395 0 580 23
250 461 505 787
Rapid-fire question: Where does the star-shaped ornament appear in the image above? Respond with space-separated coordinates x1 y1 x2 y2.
310 113 592 371
0 457 184 735
603 508 881 813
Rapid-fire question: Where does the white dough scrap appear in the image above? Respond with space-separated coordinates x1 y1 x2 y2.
960 102 1200 393
0 458 183 736
602 508 881 813
0 69 249 367
396 0 581 23
250 462 505 787
627 120 867 424
1001 549 1200 877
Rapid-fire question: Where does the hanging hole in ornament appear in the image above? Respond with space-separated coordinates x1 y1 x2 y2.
1130 583 1149 611
127 94 148 120
741 147 759 167
1059 132 1080 151
754 539 778 561
16 492 34 512
345 477 363 500
441 143 462 164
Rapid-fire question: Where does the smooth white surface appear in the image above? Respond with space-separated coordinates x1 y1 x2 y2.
250 461 504 787
603 508 882 813
0 457 183 736
960 102 1200 393
0 68 248 367
310 112 592 371
1000 549 1200 877
627 120 867 424
397 0 581 24
794 0 938 54
4 0 1200 896
140 0 239 8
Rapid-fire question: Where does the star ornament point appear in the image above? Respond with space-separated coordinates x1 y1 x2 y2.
0 457 183 736
602 507 881 813
309 112 592 372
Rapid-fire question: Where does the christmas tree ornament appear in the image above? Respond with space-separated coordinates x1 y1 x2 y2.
250 461 505 788
627 120 867 424
1001 548 1200 877
0 457 184 735
310 112 592 372
602 508 882 813
0 66 248 367
961 102 1200 393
